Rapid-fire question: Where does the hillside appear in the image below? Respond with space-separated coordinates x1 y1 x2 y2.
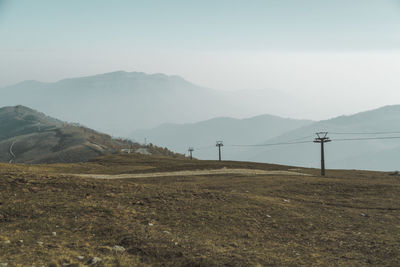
237 105 400 171
132 114 313 159
0 154 399 265
0 105 181 164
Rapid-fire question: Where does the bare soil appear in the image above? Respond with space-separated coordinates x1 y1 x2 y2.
0 153 399 266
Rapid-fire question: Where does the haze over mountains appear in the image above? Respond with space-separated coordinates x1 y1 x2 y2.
2 71 400 171
242 105 400 171
0 71 297 136
132 115 314 156
134 105 400 171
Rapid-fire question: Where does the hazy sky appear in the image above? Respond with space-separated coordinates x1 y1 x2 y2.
1 0 400 119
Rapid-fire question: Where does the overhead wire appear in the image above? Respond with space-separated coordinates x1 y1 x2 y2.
194 145 215 150
215 134 400 148
332 136 400 142
185 132 400 152
330 131 400 135
286 134 315 142
227 140 314 147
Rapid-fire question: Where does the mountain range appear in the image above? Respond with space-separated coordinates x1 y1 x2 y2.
1 71 320 137
1 71 278 136
2 71 400 170
242 105 400 171
132 115 313 156
132 105 400 171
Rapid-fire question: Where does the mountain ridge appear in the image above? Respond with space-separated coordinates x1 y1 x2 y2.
240 104 400 171
131 114 314 159
0 105 182 164
0 71 232 135
1 70 322 136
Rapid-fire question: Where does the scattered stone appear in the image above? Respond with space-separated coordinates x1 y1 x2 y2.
17 240 23 244
148 223 154 226
62 263 79 267
86 257 102 265
360 213 367 217
98 246 113 252
52 232 57 236
37 241 44 246
112 245 126 253
163 231 171 235
77 256 84 260
283 199 290 202
266 214 272 218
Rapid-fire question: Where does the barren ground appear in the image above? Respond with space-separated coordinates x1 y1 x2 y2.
0 154 399 266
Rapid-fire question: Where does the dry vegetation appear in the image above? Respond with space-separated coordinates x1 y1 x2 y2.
0 105 184 164
0 154 399 266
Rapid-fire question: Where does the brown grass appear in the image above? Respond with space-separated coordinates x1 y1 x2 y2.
0 154 399 266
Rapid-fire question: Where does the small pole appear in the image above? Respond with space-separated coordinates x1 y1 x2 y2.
188 147 194 160
314 132 331 176
216 141 223 161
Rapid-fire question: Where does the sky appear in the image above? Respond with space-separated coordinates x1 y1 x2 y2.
1 0 400 119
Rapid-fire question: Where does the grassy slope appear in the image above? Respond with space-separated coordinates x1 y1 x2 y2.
0 106 184 164
0 154 399 266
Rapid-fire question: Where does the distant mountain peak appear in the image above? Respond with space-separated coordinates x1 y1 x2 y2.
53 70 192 87
1 105 42 116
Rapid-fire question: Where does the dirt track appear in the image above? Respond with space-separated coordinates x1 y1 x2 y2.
72 168 311 179
8 141 16 163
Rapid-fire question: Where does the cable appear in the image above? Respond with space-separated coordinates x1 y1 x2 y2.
330 131 400 135
186 133 400 152
227 140 314 147
284 134 315 142
332 136 400 142
215 135 400 148
194 145 215 151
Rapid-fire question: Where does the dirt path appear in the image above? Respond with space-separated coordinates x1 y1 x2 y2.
72 168 311 180
9 141 16 163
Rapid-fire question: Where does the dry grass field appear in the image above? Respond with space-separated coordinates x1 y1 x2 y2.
0 153 399 266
